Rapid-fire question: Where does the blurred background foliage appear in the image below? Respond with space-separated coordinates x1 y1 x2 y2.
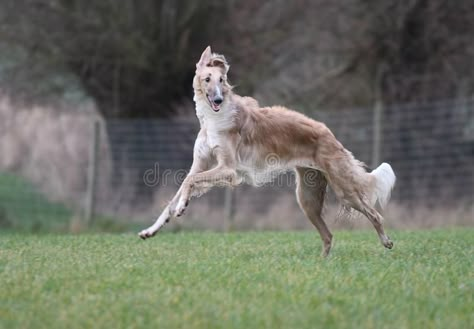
0 0 473 117
0 0 473 233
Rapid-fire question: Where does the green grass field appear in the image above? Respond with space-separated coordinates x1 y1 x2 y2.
0 229 472 329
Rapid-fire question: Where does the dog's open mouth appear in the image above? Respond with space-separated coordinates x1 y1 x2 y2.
207 95 221 112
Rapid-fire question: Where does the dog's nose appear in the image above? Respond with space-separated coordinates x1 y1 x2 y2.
213 97 223 105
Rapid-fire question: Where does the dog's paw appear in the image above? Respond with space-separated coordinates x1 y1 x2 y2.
382 236 394 249
174 199 189 217
138 229 156 240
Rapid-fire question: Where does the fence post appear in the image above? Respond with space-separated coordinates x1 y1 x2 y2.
84 120 100 225
224 188 235 231
372 65 385 168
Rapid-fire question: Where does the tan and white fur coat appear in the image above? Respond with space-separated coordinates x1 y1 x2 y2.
139 46 396 256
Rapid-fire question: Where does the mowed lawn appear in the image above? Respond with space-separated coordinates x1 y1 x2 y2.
0 229 472 329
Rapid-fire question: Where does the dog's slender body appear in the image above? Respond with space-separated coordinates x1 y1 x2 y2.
139 46 396 256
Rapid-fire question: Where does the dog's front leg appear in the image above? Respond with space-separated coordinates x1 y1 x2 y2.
174 166 239 217
139 172 207 238
138 204 173 239
139 150 210 239
174 143 239 217
138 183 191 239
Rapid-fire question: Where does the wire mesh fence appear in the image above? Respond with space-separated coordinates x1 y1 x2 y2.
1 98 473 231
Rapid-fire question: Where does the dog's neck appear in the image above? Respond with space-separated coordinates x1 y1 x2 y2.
193 91 237 132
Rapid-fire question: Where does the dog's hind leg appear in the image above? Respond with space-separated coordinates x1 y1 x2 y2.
323 154 394 249
330 176 393 249
354 199 393 249
295 167 333 257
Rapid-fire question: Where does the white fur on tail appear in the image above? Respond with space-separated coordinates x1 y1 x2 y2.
370 162 396 209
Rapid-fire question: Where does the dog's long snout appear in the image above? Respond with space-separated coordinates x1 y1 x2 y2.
212 85 223 105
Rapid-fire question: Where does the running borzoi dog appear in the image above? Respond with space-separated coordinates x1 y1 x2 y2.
139 46 396 256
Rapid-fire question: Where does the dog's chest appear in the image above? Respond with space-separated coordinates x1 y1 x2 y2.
198 121 228 150
196 106 236 149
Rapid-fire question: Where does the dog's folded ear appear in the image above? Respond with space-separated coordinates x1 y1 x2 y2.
209 55 229 75
196 46 212 69
196 46 230 74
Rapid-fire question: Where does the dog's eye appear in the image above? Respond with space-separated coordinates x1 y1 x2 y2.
219 77 223 83
205 77 210 83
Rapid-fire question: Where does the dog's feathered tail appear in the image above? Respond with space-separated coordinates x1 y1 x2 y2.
369 162 396 209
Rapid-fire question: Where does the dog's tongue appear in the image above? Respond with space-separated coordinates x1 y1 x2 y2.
207 95 220 112
212 103 220 112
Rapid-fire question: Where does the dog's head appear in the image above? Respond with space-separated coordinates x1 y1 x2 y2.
193 46 231 113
